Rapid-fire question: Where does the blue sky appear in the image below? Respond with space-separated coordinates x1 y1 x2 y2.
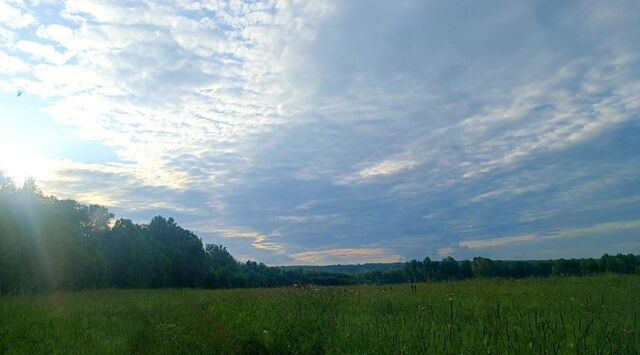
0 0 639 265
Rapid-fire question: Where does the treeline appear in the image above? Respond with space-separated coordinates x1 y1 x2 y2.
281 263 405 275
0 176 357 293
0 177 300 293
392 254 640 284
1 175 639 294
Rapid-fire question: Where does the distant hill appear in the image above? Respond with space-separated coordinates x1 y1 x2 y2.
280 262 405 275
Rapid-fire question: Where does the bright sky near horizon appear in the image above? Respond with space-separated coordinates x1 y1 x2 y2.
0 0 639 265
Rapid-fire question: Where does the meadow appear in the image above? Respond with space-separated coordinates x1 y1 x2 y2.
1 275 638 354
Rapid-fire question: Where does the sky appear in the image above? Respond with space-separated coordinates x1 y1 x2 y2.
0 0 639 265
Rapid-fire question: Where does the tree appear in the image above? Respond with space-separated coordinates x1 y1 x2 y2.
472 257 496 278
440 257 459 280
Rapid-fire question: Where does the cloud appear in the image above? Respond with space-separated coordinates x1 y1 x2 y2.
36 24 74 44
0 27 16 46
278 214 335 224
437 247 455 257
0 2 37 29
15 40 70 65
0 51 29 73
468 183 547 204
215 228 284 253
342 159 418 184
541 220 640 241
459 235 537 250
1 0 638 264
459 219 640 251
73 191 119 207
292 200 324 211
290 248 401 265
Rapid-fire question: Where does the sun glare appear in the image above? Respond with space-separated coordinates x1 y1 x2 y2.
0 142 52 185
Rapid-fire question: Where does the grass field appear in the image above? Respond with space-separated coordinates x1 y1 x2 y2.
1 275 638 354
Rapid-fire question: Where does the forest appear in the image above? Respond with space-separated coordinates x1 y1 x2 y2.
1 174 639 294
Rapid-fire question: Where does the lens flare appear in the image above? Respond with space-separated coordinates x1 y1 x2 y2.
0 142 51 184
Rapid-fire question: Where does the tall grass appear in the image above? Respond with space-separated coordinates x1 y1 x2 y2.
1 275 638 354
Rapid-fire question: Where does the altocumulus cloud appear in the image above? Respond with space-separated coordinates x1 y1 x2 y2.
0 0 638 264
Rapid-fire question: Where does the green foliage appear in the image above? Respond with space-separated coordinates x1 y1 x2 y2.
0 275 638 354
1 175 640 295
0 175 210 292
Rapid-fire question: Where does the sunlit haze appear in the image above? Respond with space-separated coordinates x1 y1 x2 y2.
0 142 51 184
